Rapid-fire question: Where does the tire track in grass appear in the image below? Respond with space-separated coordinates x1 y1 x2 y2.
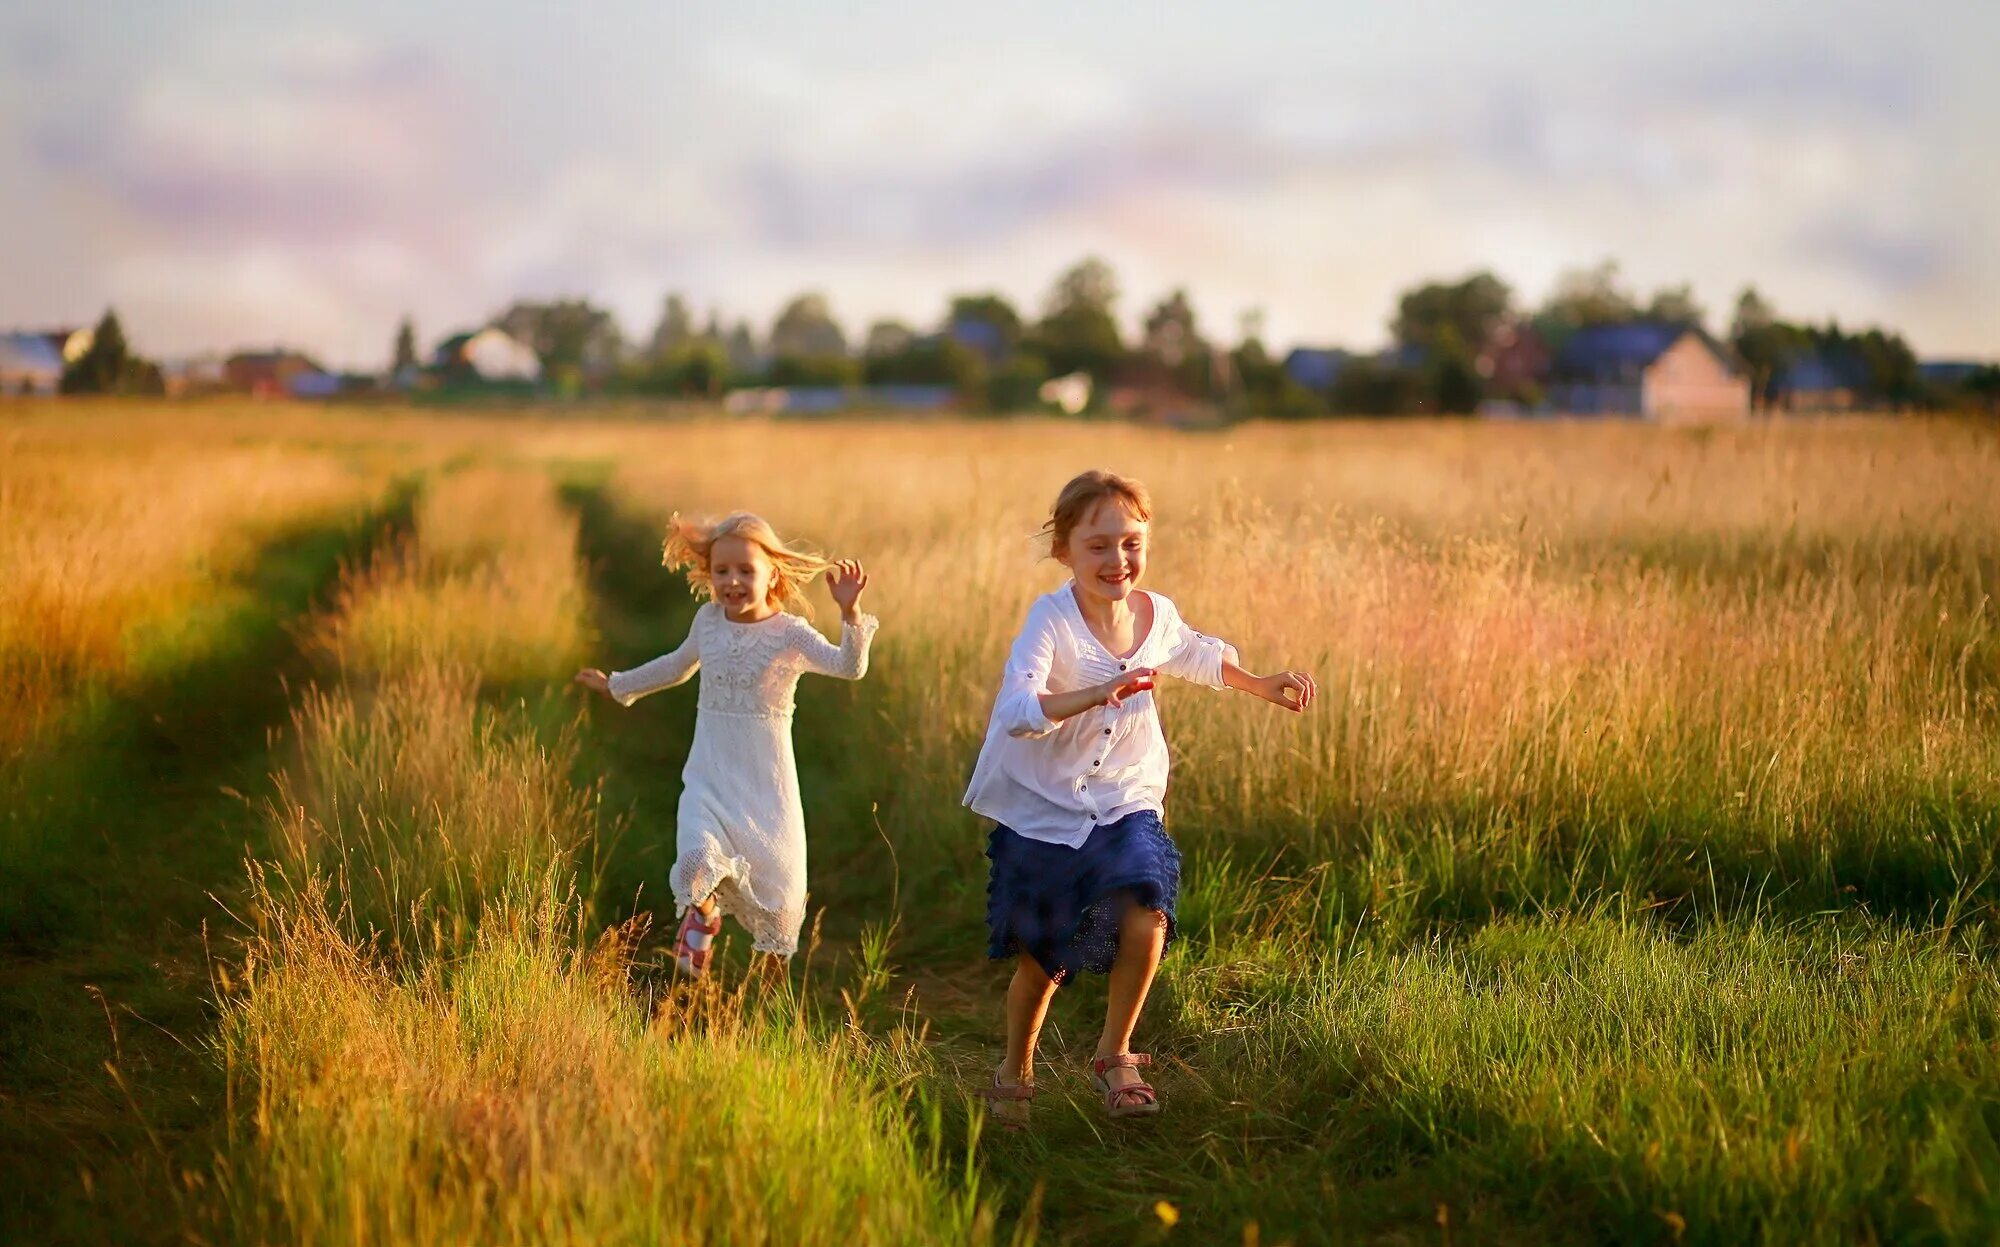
555 470 703 933
0 482 416 1245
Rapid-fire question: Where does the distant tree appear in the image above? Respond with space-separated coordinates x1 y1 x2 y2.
769 292 848 360
1327 357 1429 415
863 335 985 393
1141 288 1203 367
767 352 861 387
60 309 163 396
945 292 1024 361
493 299 624 383
392 316 418 375
649 294 696 359
863 319 916 359
1843 324 1920 408
1534 259 1640 353
1966 365 2000 414
723 320 760 377
1644 283 1706 330
1030 256 1125 386
1728 286 1806 408
1426 325 1483 414
1392 271 1514 355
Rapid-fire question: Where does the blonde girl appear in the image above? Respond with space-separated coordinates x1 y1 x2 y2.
964 470 1315 1124
576 512 876 977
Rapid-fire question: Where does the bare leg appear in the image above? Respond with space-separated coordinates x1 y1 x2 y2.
995 955 1056 1126
1096 902 1167 1098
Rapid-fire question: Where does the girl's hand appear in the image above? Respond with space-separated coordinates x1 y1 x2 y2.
1258 670 1316 713
573 668 612 697
1099 667 1156 708
826 559 869 619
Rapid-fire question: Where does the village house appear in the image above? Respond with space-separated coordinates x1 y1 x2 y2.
432 327 542 385
1770 353 1863 412
0 332 66 395
1282 347 1353 392
1546 323 1749 423
1478 321 1552 401
225 349 327 398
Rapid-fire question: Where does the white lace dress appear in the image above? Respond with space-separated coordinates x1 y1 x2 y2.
607 602 878 955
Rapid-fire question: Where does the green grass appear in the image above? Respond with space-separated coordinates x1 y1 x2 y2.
195 466 994 1246
0 484 413 1243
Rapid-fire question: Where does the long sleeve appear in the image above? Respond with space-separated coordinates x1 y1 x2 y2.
607 613 702 706
993 600 1062 738
1152 600 1228 690
792 613 879 681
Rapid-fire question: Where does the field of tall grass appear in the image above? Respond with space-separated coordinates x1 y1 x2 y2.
6 404 1999 1245
210 460 988 1245
598 415 2000 1242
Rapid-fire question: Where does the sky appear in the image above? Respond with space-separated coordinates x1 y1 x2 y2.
3 0 1994 370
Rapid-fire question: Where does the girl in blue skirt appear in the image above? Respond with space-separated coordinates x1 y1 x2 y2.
964 470 1317 1125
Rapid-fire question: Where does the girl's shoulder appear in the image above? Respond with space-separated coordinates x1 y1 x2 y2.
1020 588 1073 630
1139 588 1186 624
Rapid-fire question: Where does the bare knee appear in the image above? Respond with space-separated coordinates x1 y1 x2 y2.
1121 903 1168 943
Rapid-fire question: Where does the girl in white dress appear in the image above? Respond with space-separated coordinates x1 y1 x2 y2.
575 512 877 978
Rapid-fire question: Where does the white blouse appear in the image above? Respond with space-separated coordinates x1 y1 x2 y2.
963 587 1229 847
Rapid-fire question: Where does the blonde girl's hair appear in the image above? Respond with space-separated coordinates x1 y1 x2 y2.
662 511 833 616
1040 470 1153 557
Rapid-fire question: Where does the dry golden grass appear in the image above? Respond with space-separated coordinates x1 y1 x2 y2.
594 418 2000 887
0 431 386 755
308 465 593 685
217 447 984 1245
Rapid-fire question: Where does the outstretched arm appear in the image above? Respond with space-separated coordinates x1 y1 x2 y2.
1221 660 1316 713
576 614 703 706
795 559 877 680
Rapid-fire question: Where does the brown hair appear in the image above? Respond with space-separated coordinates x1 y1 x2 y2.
661 511 833 616
1040 470 1153 557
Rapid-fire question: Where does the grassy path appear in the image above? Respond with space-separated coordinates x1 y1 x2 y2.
561 475 1617 1245
0 489 412 1244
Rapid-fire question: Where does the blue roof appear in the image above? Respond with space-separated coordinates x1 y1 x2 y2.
948 317 1008 359
0 332 65 376
287 371 343 398
1920 360 1986 385
1775 353 1863 393
1283 348 1352 390
772 385 957 413
1552 322 1706 382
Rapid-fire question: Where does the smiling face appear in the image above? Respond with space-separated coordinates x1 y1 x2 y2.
1058 498 1149 603
709 534 777 619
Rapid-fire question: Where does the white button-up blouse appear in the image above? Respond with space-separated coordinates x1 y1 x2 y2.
962 586 1228 847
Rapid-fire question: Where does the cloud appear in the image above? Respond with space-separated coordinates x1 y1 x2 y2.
3 4 1993 365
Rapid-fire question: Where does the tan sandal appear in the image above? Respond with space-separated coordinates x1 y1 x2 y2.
1090 1053 1161 1118
976 1066 1036 1132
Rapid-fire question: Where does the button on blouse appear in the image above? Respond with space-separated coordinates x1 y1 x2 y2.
963 587 1228 847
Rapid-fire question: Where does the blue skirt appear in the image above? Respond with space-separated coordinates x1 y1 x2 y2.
985 809 1181 987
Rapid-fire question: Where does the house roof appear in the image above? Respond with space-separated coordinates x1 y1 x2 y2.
1775 353 1865 392
1920 360 1987 385
947 317 1008 357
0 332 66 377
1283 347 1352 390
1552 322 1728 382
227 349 324 371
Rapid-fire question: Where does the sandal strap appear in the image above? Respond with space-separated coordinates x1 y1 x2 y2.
1092 1053 1152 1074
680 907 721 935
979 1080 1036 1101
1106 1081 1157 1105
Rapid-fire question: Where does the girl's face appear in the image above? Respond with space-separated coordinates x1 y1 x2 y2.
710 535 777 618
1058 500 1148 604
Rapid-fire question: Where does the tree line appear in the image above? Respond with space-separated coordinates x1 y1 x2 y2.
422 256 1989 416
